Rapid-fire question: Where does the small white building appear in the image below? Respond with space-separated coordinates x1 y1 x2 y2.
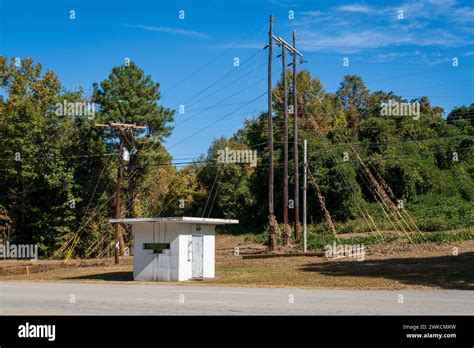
109 217 238 282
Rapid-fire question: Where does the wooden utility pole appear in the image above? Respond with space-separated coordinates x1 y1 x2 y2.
114 140 123 264
95 122 145 264
303 139 307 252
265 19 303 250
274 34 303 242
266 15 277 251
281 42 290 244
268 15 274 219
292 30 300 241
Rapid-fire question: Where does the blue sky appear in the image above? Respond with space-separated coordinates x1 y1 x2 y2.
1 0 473 160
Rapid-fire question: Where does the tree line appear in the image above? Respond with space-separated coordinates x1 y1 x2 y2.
0 56 472 257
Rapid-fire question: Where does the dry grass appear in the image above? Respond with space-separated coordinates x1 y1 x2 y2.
1 236 473 290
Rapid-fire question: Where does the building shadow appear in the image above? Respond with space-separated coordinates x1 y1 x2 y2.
66 271 133 282
299 251 474 290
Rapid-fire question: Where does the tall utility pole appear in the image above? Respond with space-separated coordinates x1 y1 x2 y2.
303 139 307 252
292 30 300 241
114 140 123 264
95 122 145 264
281 42 289 241
268 15 276 250
265 18 302 250
274 35 303 242
267 16 275 221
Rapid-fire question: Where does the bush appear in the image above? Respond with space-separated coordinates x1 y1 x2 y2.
408 194 474 230
417 216 451 232
411 230 473 244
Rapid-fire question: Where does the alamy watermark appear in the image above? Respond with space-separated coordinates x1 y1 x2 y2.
54 100 96 118
18 322 55 341
380 101 420 120
217 147 258 167
324 241 365 261
0 242 38 260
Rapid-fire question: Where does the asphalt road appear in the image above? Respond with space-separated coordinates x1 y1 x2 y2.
1 281 473 315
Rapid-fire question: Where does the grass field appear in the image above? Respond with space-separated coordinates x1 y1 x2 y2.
1 232 473 290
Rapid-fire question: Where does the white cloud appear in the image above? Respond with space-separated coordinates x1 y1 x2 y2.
301 10 325 17
124 24 210 39
336 4 376 13
426 0 457 6
450 6 474 23
298 30 411 51
293 0 474 53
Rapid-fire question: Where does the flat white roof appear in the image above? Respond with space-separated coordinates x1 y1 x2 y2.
109 217 238 225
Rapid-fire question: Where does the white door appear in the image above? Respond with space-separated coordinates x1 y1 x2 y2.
192 235 203 278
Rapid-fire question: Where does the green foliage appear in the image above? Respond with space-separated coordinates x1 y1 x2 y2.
92 61 174 235
447 104 474 129
188 70 473 237
193 137 258 225
0 57 173 257
410 230 473 244
408 194 474 230
92 61 174 142
0 56 77 251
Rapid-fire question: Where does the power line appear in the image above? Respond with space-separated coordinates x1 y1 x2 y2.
364 64 474 84
178 50 266 108
0 153 115 162
185 61 267 109
161 23 268 98
396 79 474 93
172 66 281 129
168 91 268 150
